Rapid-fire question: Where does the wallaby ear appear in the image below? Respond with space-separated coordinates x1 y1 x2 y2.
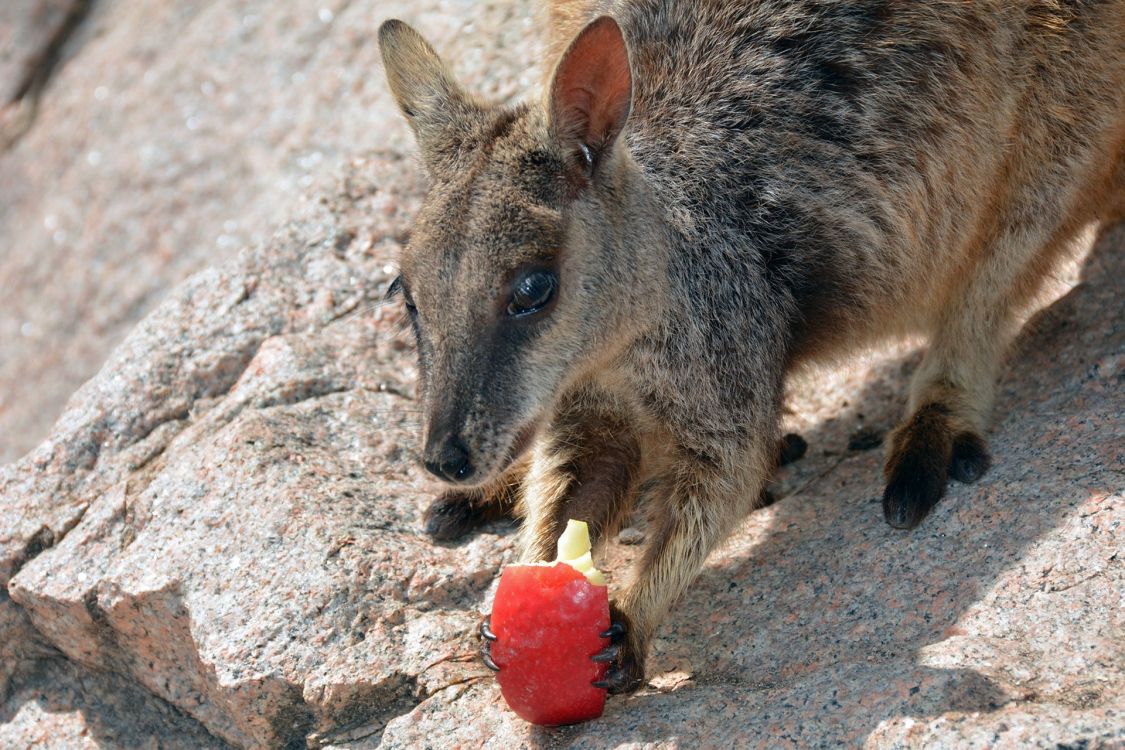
379 20 478 166
548 16 633 183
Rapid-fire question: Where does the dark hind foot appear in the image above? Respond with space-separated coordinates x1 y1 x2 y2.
883 403 986 530
423 490 507 541
883 404 950 529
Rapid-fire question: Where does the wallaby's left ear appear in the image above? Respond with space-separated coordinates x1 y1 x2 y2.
548 16 633 183
379 19 480 169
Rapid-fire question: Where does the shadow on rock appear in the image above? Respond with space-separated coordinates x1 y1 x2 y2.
0 656 230 749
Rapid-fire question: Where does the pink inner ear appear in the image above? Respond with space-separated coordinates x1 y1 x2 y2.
552 17 632 149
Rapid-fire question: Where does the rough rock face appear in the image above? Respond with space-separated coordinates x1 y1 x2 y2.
0 0 542 464
2 1 1123 748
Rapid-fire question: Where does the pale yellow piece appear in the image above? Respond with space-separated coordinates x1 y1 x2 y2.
555 519 606 585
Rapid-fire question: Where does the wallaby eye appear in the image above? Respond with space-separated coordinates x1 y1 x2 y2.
507 271 558 318
401 286 418 316
387 275 418 316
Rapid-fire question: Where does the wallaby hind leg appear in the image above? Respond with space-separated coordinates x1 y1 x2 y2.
422 458 527 541
883 213 1093 529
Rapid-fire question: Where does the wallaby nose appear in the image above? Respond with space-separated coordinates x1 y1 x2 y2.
423 434 474 483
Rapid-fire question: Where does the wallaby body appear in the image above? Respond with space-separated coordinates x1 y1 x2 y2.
380 0 1125 692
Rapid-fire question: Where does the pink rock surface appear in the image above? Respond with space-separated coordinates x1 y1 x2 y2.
1 2 1122 748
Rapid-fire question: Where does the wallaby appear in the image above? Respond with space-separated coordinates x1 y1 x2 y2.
378 0 1125 693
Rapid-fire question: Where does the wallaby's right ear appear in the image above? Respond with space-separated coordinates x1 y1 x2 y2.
379 20 478 169
548 16 633 186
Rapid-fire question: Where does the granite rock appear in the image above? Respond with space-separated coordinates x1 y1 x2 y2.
4 155 464 748
0 594 56 701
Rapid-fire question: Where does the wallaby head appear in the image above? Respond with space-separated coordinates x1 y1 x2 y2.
379 17 645 487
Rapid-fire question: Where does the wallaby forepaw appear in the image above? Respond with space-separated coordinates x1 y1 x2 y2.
592 604 645 694
949 432 991 484
423 491 483 541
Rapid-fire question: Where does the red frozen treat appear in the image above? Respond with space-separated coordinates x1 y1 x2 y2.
489 521 610 725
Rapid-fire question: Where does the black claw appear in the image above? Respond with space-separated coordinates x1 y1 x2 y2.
599 622 626 641
479 614 500 671
594 605 645 694
592 666 644 694
591 644 620 663
951 458 979 483
882 479 938 529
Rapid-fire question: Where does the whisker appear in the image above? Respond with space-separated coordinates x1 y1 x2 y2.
334 297 401 323
362 409 425 415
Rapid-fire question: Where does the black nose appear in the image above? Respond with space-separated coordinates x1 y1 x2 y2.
423 435 474 483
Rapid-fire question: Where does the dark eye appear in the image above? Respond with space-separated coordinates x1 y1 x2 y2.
507 271 557 318
401 288 418 317
387 275 418 316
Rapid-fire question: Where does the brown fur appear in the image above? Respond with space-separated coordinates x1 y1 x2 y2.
378 0 1125 692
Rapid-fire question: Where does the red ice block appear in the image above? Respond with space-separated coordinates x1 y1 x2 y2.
490 561 610 725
